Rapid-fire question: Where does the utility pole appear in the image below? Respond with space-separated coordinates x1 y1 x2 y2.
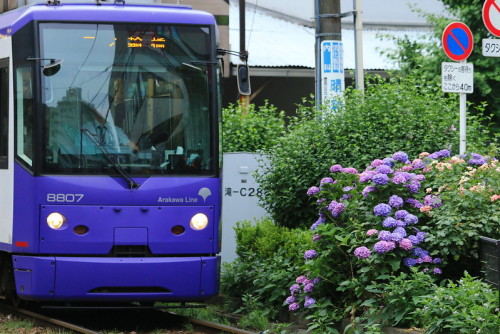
315 0 344 109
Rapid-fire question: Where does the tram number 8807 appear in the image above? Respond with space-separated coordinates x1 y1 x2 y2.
46 193 85 203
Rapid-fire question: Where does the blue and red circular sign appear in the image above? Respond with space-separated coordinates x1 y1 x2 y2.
442 22 474 61
483 0 500 37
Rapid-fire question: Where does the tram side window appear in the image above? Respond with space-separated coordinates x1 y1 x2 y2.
0 58 8 169
15 67 33 166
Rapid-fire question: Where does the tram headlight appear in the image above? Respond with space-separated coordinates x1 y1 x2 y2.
46 212 67 230
190 213 208 230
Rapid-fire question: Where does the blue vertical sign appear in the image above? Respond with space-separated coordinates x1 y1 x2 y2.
321 40 345 110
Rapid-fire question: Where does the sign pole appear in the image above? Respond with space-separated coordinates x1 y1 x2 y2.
459 65 467 156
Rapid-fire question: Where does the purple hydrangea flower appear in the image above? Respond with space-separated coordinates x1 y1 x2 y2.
375 164 393 174
354 246 371 259
424 195 443 208
392 172 412 184
342 167 358 174
388 195 404 208
404 258 417 267
413 247 429 258
433 268 442 275
411 159 426 169
343 186 354 192
359 171 377 183
285 296 296 305
310 216 325 230
390 232 404 242
313 234 322 242
370 159 384 168
416 232 427 242
395 210 409 219
296 276 307 284
372 173 389 185
393 227 407 237
320 177 334 185
289 302 300 311
366 229 378 236
408 235 420 245
405 181 421 193
395 219 407 227
433 258 442 264
304 249 317 260
290 284 300 293
307 186 320 196
468 153 486 166
404 214 418 225
382 217 398 228
304 283 315 293
330 164 343 172
399 238 413 250
383 157 395 167
374 203 392 216
392 151 409 163
413 174 426 182
373 241 396 253
406 198 423 209
304 296 316 308
378 230 392 241
362 185 377 197
328 200 345 217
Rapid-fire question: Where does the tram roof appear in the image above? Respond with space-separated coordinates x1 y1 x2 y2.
0 2 217 37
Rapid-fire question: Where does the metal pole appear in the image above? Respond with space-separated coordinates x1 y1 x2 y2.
353 0 364 91
459 60 467 155
315 0 341 108
239 0 245 56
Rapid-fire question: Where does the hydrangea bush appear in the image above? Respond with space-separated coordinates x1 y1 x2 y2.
285 149 499 331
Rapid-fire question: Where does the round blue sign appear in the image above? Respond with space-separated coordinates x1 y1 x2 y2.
442 22 474 61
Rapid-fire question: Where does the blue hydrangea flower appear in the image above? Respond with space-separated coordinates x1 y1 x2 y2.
304 296 316 308
392 151 409 162
372 173 389 185
404 258 417 267
307 186 320 196
375 164 393 174
468 153 486 165
388 195 404 208
395 210 409 219
404 181 421 193
382 157 395 167
328 200 345 217
285 296 296 304
393 226 407 237
304 249 317 260
374 203 392 216
404 214 418 225
382 217 398 228
378 230 392 241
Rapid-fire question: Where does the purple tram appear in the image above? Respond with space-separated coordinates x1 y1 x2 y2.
0 1 222 306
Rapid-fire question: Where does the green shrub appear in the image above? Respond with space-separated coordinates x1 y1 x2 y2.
415 272 500 333
222 100 287 153
221 218 313 320
256 75 495 228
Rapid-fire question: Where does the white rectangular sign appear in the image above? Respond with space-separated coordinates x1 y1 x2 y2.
482 38 500 57
441 62 473 94
320 40 344 109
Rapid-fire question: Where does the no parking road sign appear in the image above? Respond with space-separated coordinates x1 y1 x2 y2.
483 0 500 37
442 22 474 61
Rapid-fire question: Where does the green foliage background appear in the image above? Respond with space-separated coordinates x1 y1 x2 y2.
255 76 495 229
382 0 500 132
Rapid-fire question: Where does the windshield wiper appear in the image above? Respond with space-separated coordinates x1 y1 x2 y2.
81 128 140 190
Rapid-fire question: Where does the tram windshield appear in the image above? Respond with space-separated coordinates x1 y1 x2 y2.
40 22 215 176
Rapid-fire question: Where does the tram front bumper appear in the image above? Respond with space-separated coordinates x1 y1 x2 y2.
12 255 219 302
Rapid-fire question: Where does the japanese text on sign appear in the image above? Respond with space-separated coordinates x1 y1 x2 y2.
482 38 500 57
441 62 474 94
